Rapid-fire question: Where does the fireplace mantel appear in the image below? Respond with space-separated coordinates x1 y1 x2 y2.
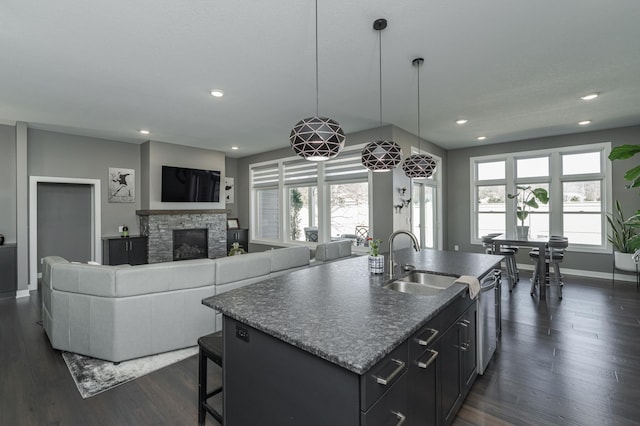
136 209 229 216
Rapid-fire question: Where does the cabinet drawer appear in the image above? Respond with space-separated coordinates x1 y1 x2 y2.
409 315 442 360
360 340 408 411
361 373 408 426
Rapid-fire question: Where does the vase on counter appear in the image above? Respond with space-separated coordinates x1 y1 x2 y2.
368 255 384 274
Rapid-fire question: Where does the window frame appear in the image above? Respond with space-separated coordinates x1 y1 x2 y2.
250 144 373 248
470 142 612 253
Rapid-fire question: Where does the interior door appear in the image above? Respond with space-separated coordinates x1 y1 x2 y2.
37 182 92 271
412 183 437 249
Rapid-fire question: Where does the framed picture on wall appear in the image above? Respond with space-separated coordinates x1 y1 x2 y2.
108 168 135 203
225 177 235 204
227 218 240 229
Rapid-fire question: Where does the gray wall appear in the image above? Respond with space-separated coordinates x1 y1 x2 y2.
0 124 17 243
141 140 226 211
225 156 238 218
446 125 640 273
28 129 141 237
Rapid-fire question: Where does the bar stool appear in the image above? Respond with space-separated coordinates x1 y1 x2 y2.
482 234 518 291
529 236 568 299
198 331 223 425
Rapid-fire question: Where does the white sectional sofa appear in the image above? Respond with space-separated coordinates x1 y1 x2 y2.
42 246 310 362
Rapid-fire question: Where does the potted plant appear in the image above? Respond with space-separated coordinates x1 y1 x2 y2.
367 237 384 274
507 185 549 239
607 200 640 271
228 242 246 256
609 144 640 190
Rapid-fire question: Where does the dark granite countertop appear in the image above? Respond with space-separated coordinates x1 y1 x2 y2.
202 248 502 375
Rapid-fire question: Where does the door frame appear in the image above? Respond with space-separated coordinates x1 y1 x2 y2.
28 176 101 291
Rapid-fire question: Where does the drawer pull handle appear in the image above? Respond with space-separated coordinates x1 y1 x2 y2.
375 359 405 385
417 349 438 369
417 328 439 346
392 411 406 426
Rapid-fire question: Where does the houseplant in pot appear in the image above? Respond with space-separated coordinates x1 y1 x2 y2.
367 237 384 274
607 200 640 271
507 185 549 239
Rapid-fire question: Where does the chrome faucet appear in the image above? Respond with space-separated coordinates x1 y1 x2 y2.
388 230 420 278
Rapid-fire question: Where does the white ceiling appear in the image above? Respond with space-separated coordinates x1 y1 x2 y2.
2 0 640 157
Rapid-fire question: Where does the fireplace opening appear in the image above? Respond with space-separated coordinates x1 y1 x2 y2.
173 229 208 261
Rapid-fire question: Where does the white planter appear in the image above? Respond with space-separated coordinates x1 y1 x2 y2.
368 255 384 274
614 251 637 272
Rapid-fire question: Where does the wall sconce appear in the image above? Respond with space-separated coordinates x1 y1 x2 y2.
395 187 411 213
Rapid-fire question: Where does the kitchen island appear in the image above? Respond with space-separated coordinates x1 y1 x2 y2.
202 249 502 425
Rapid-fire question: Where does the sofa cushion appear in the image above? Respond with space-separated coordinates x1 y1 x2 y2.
270 246 310 273
215 252 271 285
315 240 352 262
115 259 215 296
51 263 130 296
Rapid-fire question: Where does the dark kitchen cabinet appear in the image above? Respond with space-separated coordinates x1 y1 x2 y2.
441 297 477 426
103 236 148 265
409 291 478 426
0 244 17 296
226 228 248 254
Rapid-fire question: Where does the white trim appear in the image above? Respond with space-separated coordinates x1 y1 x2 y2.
470 142 611 251
15 289 30 298
28 176 102 291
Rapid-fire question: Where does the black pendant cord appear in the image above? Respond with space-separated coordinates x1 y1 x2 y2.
379 28 383 125
417 62 421 150
315 0 319 116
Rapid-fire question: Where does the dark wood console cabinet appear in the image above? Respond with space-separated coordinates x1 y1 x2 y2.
103 236 148 265
226 228 249 254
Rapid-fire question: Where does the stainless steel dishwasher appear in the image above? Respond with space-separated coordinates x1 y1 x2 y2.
477 269 502 375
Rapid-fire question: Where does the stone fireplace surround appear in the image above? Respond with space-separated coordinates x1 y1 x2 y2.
137 210 227 264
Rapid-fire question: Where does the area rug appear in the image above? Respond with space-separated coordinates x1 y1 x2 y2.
63 346 198 398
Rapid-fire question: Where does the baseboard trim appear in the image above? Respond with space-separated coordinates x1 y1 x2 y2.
514 263 638 283
16 290 30 298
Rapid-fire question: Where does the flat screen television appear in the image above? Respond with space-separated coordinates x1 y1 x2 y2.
161 165 221 202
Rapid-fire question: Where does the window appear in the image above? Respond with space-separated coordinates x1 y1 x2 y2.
288 186 317 242
471 143 611 252
255 188 279 240
329 181 368 240
250 145 370 245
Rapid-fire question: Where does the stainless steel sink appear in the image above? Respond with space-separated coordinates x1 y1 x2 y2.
397 271 457 288
382 271 458 296
383 281 444 296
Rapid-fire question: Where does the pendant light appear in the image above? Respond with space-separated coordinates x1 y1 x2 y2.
402 57 437 178
289 0 345 161
361 18 403 172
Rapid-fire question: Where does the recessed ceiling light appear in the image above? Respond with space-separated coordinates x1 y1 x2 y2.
476 136 487 141
578 120 592 126
580 93 599 101
456 119 468 125
231 146 239 150
139 129 150 135
210 89 224 98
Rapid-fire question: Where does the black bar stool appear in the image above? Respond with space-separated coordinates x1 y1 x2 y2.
198 331 223 425
482 234 518 291
529 236 568 299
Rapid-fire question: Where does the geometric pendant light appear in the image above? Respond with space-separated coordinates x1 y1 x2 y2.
402 57 437 178
289 0 345 161
361 18 403 172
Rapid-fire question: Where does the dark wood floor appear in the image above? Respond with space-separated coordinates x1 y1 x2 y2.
1 273 638 425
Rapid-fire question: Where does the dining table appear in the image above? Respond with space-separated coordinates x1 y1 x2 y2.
492 233 549 297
